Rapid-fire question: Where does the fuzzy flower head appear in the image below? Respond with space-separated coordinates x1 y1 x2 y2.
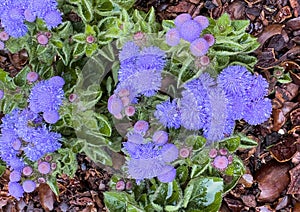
154 98 181 129
28 76 65 119
116 41 166 98
165 28 180 46
8 182 24 200
179 20 202 42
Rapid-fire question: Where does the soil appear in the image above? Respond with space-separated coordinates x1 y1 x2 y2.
0 0 300 211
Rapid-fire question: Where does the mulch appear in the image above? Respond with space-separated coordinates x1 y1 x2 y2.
0 0 300 211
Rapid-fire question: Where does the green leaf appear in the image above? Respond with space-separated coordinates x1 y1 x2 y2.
72 33 86 44
176 165 189 185
13 66 29 86
237 133 258 149
77 0 93 23
183 177 223 212
85 43 98 57
190 162 209 178
110 0 135 10
56 21 73 39
223 156 245 193
104 191 144 212
85 24 96 36
185 135 206 151
220 135 241 152
73 43 86 58
47 176 60 196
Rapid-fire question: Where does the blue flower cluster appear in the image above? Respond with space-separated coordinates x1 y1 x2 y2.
28 76 65 124
165 13 215 57
0 0 62 38
0 76 64 199
123 121 178 183
107 41 166 118
155 66 272 142
0 109 61 199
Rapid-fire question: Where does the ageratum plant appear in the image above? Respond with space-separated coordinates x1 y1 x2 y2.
0 0 273 211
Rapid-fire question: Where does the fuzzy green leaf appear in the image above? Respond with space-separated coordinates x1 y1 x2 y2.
72 33 86 44
77 0 93 23
73 43 86 58
183 177 223 212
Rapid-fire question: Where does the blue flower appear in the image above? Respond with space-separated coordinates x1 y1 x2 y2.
202 85 229 142
123 137 178 182
28 76 64 115
118 41 140 62
243 98 272 125
116 42 166 98
43 10 62 29
23 125 61 161
179 20 202 42
8 182 24 200
117 69 162 97
154 98 181 129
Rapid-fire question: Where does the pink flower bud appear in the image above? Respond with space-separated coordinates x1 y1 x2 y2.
116 180 125 191
37 34 49 45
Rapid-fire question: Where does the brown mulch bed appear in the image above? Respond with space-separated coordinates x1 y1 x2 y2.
0 0 300 211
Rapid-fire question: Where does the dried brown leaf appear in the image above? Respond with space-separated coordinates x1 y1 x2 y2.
255 160 290 202
269 134 298 162
38 183 55 212
272 109 286 131
287 163 300 194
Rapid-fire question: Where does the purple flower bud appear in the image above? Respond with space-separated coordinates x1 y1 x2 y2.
0 31 9 41
24 9 36 22
69 93 78 102
212 155 229 171
51 162 57 170
133 31 145 41
124 106 135 117
86 35 95 44
12 139 21 150
157 166 176 183
203 34 215 46
228 155 233 164
9 170 21 182
37 34 49 45
38 177 46 184
166 28 180 46
0 41 5 50
116 180 125 191
26 72 39 82
22 166 33 176
114 113 123 120
161 143 178 163
190 38 209 57
194 15 209 29
0 90 4 100
117 88 130 97
125 181 133 190
43 110 60 124
45 32 52 38
152 130 168 145
199 55 210 66
44 155 52 162
179 147 190 158
174 13 192 27
209 148 218 158
22 180 36 193
133 120 149 133
108 94 123 115
121 96 130 106
179 20 202 42
38 162 51 174
219 148 228 155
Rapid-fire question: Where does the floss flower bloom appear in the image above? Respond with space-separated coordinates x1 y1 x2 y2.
28 76 64 123
123 125 178 183
154 98 181 129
